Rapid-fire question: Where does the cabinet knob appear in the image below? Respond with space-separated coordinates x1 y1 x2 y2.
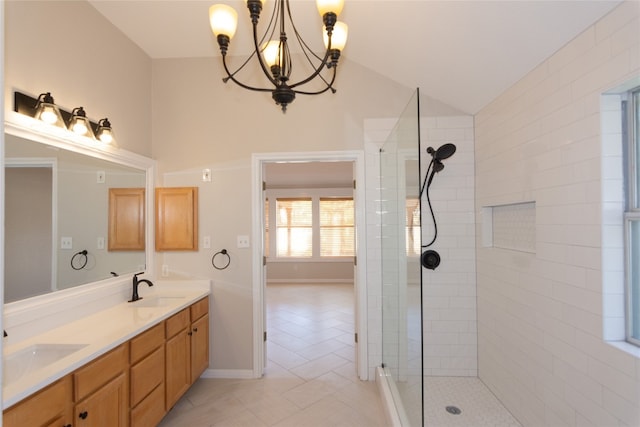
188 331 193 336
79 411 88 419
64 424 72 427
193 327 198 332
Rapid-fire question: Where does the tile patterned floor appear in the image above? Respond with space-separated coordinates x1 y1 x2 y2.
158 283 520 427
158 283 388 427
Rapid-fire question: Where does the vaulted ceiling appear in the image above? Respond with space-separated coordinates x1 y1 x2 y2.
88 0 622 114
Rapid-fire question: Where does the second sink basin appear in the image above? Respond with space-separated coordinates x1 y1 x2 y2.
4 343 87 386
130 296 185 308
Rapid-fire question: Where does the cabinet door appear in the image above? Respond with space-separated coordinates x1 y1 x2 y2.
191 313 209 383
165 328 191 409
155 187 198 251
2 376 72 427
75 372 128 427
108 188 145 251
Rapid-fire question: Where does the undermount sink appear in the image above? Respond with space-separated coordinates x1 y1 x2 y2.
3 343 87 386
130 296 185 308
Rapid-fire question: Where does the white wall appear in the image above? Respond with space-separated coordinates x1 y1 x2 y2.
475 2 640 426
4 1 152 156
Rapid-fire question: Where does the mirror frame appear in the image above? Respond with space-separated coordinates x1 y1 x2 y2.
3 110 155 310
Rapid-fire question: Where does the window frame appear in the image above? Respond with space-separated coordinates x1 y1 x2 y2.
625 86 640 347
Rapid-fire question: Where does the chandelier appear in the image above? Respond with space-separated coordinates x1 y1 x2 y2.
209 0 348 112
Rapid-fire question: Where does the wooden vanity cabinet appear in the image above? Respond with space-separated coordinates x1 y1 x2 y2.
74 344 129 427
190 297 210 383
129 322 166 426
165 296 210 409
2 376 72 427
165 307 191 409
3 296 209 427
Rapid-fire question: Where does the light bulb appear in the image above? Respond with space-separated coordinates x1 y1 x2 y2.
317 0 344 17
72 121 88 135
262 40 281 68
40 107 59 124
209 4 238 39
324 21 348 51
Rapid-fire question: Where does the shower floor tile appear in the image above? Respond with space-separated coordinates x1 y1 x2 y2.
422 377 521 427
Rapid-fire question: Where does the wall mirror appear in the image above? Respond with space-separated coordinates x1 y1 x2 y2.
4 114 154 304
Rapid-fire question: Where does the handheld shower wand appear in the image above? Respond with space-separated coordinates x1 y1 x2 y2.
421 143 457 268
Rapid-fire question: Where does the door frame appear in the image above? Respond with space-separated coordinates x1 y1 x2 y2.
251 150 368 379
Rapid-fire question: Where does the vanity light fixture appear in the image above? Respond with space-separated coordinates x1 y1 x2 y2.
67 107 95 138
33 92 65 128
14 91 116 146
94 118 115 145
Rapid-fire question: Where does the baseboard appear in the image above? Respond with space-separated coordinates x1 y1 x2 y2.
201 368 256 379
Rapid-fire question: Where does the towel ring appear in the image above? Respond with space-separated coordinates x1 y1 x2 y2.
71 250 88 270
211 249 231 270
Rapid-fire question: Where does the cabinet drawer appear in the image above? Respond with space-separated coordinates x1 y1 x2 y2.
130 322 164 364
3 376 72 427
165 307 189 338
74 344 128 401
130 382 165 427
190 296 209 321
131 345 165 407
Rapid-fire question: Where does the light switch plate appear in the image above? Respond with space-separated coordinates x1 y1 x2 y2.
237 235 250 248
203 235 211 249
61 237 72 249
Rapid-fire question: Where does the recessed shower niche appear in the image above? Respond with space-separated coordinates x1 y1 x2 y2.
482 201 536 253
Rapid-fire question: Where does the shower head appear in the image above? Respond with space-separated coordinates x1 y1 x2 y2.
427 143 457 161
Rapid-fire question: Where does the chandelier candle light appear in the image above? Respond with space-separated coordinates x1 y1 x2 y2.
209 0 348 112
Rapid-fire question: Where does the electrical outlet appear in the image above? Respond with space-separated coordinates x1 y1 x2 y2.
202 168 211 182
96 171 105 183
237 235 250 248
61 237 73 249
162 264 169 277
97 237 105 249
203 235 211 249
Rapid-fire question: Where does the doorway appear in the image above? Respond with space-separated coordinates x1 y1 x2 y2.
251 151 368 380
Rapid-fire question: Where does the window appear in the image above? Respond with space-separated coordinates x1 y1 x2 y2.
320 198 354 257
267 195 354 259
276 198 313 257
625 87 640 345
406 198 420 256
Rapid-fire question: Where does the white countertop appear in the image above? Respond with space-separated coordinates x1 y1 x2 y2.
2 282 210 409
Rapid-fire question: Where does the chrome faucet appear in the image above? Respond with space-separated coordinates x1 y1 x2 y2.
129 272 153 302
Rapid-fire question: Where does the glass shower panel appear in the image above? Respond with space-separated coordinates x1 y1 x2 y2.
380 89 422 426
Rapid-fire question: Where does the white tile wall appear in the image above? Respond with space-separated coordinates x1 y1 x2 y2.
364 113 476 380
421 115 477 377
475 2 640 426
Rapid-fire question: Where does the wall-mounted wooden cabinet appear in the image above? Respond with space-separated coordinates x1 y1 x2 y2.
108 188 145 251
155 187 198 251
